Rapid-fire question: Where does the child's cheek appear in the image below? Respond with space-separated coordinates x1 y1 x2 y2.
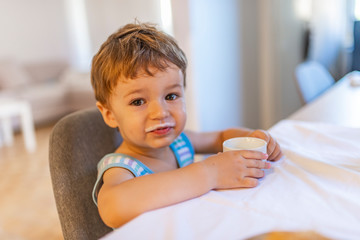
181 99 186 113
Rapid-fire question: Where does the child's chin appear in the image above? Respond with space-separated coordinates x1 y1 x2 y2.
148 136 176 148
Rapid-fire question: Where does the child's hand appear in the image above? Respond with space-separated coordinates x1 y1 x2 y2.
203 150 270 189
247 129 283 161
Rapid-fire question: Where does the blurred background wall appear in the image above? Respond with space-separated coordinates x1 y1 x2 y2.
0 0 356 131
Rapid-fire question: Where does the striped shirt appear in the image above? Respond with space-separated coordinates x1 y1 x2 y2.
92 132 195 205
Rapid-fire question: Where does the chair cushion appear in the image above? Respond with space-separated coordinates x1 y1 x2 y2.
49 108 122 239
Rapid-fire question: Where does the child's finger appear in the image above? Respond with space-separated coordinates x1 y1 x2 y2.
242 177 259 188
246 159 271 169
246 168 265 178
268 142 282 161
231 150 268 160
270 147 283 161
266 136 277 155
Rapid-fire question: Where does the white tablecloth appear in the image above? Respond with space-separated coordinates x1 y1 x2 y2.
102 120 360 240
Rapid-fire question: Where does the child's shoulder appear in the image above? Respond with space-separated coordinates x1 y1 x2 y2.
97 153 153 177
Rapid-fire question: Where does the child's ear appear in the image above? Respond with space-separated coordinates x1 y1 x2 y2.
96 102 118 128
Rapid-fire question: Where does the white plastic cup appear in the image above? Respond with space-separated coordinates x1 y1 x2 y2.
223 137 267 161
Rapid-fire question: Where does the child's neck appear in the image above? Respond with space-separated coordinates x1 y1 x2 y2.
118 143 170 159
116 142 177 172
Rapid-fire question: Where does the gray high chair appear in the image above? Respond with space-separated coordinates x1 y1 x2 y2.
49 107 122 240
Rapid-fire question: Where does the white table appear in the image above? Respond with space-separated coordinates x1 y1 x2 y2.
0 99 37 152
289 71 360 127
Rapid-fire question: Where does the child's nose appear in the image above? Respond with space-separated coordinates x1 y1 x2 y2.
148 101 169 119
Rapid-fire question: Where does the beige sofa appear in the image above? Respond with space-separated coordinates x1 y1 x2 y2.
0 59 96 125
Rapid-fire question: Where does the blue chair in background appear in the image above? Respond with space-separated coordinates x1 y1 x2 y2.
295 61 335 104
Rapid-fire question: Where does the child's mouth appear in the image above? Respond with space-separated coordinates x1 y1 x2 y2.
145 123 175 134
152 127 172 135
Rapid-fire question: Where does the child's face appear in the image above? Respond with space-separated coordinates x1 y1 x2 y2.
99 64 186 150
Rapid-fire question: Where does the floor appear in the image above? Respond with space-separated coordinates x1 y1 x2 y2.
0 125 63 240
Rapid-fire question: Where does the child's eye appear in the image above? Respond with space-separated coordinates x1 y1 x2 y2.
165 93 178 101
130 99 145 106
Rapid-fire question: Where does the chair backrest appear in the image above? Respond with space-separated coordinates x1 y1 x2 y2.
295 60 335 104
49 108 122 240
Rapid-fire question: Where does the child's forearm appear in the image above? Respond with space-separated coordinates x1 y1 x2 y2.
97 161 214 228
186 128 254 154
